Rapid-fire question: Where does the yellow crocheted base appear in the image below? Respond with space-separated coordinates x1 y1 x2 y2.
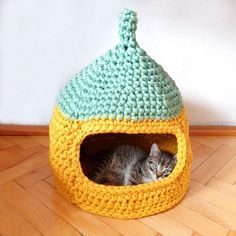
49 106 192 219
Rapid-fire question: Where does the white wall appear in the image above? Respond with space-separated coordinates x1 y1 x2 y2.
1 0 236 125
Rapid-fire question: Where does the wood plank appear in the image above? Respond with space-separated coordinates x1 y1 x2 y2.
191 144 216 171
44 175 54 186
207 178 236 198
191 232 203 236
165 205 228 236
140 214 193 236
0 135 236 235
212 136 236 146
192 145 236 184
4 136 39 150
154 233 163 236
43 175 150 235
181 188 236 231
228 231 236 236
0 145 29 171
0 196 41 236
0 181 81 236
0 148 48 185
27 181 122 236
15 163 52 188
29 136 49 147
97 216 157 236
190 136 223 148
189 180 236 215
189 138 202 150
0 136 14 150
215 154 236 184
0 145 43 172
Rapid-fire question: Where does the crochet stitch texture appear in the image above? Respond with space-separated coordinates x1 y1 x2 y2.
49 9 192 219
57 10 183 121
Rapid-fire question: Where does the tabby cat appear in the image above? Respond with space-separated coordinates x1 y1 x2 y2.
90 143 177 186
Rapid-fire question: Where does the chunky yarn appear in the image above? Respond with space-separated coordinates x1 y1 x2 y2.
49 9 192 219
57 9 183 121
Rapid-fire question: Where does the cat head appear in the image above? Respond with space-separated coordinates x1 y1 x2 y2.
147 143 177 180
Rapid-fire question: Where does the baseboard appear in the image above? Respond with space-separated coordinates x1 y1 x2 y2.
189 126 236 136
0 125 49 136
0 124 236 136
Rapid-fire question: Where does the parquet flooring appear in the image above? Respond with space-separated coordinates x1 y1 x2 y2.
0 135 236 236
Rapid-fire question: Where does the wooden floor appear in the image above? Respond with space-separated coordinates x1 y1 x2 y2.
0 136 236 236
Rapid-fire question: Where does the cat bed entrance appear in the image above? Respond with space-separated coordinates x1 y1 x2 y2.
49 9 192 219
80 133 177 179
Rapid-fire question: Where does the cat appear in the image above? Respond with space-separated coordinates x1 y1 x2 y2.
88 143 177 186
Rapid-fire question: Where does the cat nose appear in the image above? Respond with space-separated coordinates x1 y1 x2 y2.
156 170 162 177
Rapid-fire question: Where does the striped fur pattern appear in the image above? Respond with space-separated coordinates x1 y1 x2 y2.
90 143 177 186
49 8 192 218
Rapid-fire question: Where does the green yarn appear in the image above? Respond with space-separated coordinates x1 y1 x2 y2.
119 9 137 47
57 9 183 121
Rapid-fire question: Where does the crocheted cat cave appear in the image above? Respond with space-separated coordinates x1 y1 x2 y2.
49 9 192 219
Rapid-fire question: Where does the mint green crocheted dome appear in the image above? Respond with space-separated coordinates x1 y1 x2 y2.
57 9 183 121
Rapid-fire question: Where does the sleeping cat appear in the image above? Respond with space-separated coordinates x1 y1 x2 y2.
89 143 177 186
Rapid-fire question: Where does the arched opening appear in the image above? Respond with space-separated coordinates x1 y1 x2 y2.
80 133 177 184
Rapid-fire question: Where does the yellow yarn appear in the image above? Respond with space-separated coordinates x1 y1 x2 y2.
49 9 192 219
49 106 192 219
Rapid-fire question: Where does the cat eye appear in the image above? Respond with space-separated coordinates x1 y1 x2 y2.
163 169 171 176
151 163 158 170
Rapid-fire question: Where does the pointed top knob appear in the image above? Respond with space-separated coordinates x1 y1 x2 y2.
119 9 137 48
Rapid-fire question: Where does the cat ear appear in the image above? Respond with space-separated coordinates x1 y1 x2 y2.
150 143 161 156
